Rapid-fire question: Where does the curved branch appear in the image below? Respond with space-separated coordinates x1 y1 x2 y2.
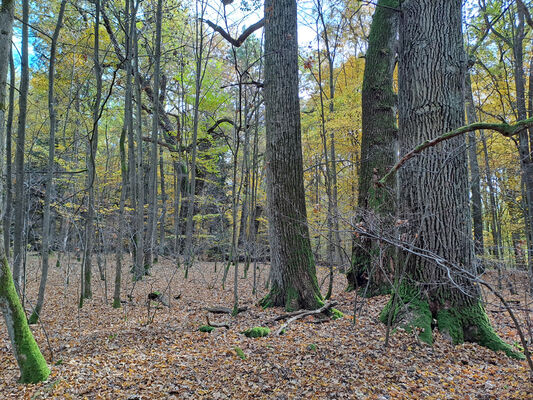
379 116 533 185
201 18 264 48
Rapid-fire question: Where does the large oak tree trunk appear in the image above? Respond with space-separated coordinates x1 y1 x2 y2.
381 0 519 358
347 0 398 296
259 0 322 311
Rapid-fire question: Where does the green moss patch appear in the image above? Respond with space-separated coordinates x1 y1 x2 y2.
242 326 270 338
198 325 215 333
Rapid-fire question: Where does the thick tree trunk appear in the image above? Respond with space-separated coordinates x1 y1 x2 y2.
347 0 398 296
0 0 50 383
259 0 322 311
382 0 519 358
29 0 68 324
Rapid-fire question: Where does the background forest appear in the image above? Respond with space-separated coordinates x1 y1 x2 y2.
0 0 532 398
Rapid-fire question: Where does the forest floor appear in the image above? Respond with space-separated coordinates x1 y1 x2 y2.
0 254 532 399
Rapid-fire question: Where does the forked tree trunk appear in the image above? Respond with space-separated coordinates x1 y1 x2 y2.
0 0 50 383
347 0 398 296
381 0 520 358
259 0 322 311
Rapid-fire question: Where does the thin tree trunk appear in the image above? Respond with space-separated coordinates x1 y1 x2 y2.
184 1 207 272
81 0 103 302
13 0 31 294
144 0 163 274
3 50 14 253
465 73 484 257
159 146 166 257
480 131 503 259
114 0 134 308
133 4 145 281
0 0 50 383
29 0 67 323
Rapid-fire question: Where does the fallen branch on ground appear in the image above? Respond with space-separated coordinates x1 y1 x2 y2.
206 306 248 314
206 315 229 329
276 301 338 336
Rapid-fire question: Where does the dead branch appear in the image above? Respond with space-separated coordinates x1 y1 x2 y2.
206 306 248 314
206 315 230 329
379 116 533 185
275 301 338 336
201 18 264 48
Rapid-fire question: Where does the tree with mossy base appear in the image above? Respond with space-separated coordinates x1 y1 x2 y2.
1 253 51 382
347 0 398 297
0 0 50 384
381 0 522 359
259 0 322 311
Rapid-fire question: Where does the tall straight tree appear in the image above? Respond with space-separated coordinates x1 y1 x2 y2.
144 0 164 273
347 0 398 295
13 0 31 294
82 0 102 302
381 0 519 357
3 50 14 253
259 0 322 311
0 0 50 383
29 0 68 324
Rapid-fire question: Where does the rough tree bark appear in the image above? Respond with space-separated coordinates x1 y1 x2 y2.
0 0 50 383
259 0 322 311
381 0 519 358
347 0 398 296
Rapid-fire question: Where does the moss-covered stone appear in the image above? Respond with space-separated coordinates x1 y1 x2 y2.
242 326 270 338
198 325 215 333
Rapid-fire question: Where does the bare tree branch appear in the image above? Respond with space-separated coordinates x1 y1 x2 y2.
201 18 264 48
379 116 533 184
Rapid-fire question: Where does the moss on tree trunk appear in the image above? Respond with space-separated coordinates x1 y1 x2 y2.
347 0 398 294
380 281 523 359
0 254 50 383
